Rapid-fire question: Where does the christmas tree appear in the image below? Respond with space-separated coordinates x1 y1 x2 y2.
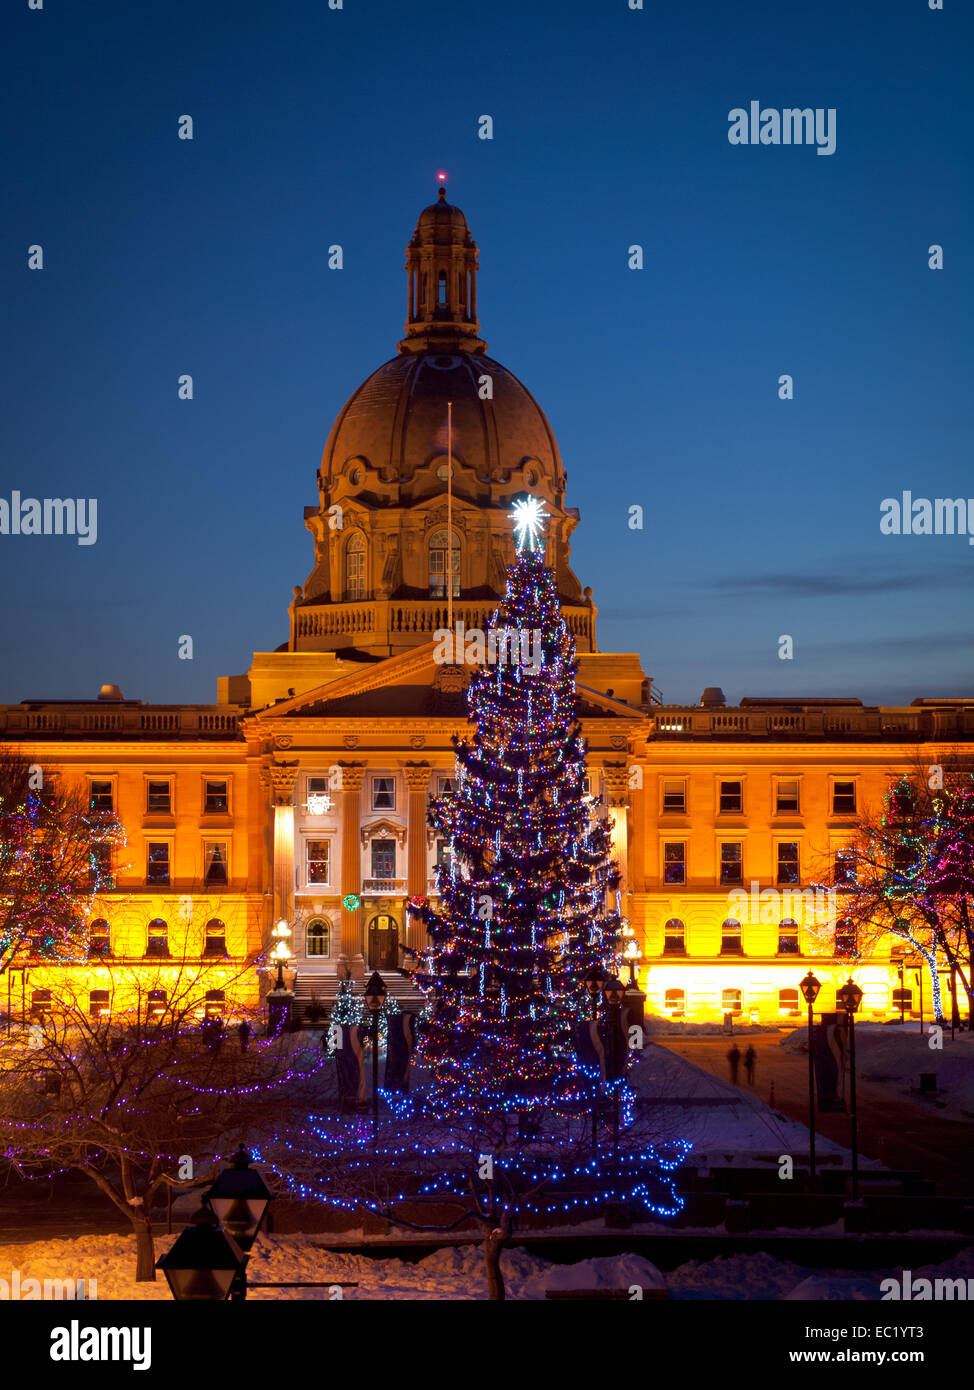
409 497 625 1117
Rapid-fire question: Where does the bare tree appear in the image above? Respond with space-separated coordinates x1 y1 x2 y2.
0 954 314 1281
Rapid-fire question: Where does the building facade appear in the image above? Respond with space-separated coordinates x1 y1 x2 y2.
4 187 972 1025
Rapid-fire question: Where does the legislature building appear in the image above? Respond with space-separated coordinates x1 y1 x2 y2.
4 186 973 1025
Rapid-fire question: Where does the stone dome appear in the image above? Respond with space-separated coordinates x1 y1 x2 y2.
319 349 565 494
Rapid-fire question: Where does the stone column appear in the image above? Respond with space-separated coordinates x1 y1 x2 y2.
270 763 299 927
602 762 631 898
338 762 366 968
403 762 433 951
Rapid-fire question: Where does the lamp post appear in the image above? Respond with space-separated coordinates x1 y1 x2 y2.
603 975 625 1159
202 1144 273 1301
897 963 906 1024
799 970 821 1181
156 1205 247 1301
836 977 863 1200
270 919 292 990
266 919 294 1034
582 965 608 1146
364 970 387 1127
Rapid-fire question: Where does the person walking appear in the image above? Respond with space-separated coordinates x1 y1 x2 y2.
743 1044 756 1086
727 1044 741 1084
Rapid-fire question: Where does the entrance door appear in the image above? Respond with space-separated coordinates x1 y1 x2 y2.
368 913 399 971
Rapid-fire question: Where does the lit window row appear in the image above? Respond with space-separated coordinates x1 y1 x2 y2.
660 841 855 886
89 777 230 816
659 777 858 817
659 917 859 958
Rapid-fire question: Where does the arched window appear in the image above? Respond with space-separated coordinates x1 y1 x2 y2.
306 918 332 959
778 987 800 1015
721 988 743 1015
88 918 111 957
345 531 367 601
428 529 460 599
777 918 800 955
146 919 169 958
720 918 743 956
204 919 227 957
663 918 686 956
664 988 686 1016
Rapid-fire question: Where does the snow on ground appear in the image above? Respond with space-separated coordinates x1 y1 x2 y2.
781 1024 974 1116
2 1232 970 1300
629 1041 873 1167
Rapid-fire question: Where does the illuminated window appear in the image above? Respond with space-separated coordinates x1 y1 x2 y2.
777 919 800 955
776 779 800 813
891 988 913 1010
721 988 743 1016
146 842 170 886
372 777 396 811
778 987 800 1014
89 990 110 1019
719 781 743 814
663 918 686 956
662 779 686 813
720 918 743 956
30 989 52 1019
204 919 227 957
370 839 396 880
89 780 114 813
834 917 857 958
204 990 225 1019
428 529 460 599
306 919 331 958
147 990 167 1019
719 842 743 885
88 919 111 957
663 841 686 884
203 841 229 887
776 842 800 886
664 988 686 1016
89 843 113 889
145 919 170 958
204 780 228 813
306 839 330 886
435 838 452 868
345 532 367 601
835 848 856 885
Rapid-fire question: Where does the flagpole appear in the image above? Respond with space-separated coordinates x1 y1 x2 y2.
447 400 453 643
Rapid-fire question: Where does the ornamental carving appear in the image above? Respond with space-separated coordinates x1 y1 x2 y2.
337 761 367 793
409 734 426 749
402 761 433 792
343 734 360 749
269 762 299 806
274 734 293 750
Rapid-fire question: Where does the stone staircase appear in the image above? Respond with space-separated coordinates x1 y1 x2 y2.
291 971 426 1026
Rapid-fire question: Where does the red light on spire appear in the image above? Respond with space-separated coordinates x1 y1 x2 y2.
437 171 447 184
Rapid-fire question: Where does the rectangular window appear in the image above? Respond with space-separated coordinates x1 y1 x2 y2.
719 841 743 885
372 777 396 811
890 782 915 818
777 841 800 885
146 842 171 886
146 780 172 814
204 780 229 813
435 838 452 868
663 841 686 885
662 779 687 813
203 842 229 887
835 848 856 885
776 779 800 813
306 839 330 885
307 776 329 797
88 990 111 1019
146 990 167 1018
370 838 396 880
721 919 743 956
437 776 456 797
833 781 857 814
719 780 743 814
89 843 114 890
89 780 114 813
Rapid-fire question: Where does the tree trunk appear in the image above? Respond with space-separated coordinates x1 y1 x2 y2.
480 1228 508 1301
133 1215 156 1282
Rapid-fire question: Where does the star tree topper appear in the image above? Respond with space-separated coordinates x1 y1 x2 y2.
511 495 548 553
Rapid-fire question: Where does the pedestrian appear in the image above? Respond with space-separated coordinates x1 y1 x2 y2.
727 1044 741 1084
238 1019 252 1052
743 1044 756 1086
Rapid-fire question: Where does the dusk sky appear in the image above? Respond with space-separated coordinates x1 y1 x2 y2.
3 0 971 707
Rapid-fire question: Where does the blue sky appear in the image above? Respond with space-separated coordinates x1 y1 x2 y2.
2 0 971 706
